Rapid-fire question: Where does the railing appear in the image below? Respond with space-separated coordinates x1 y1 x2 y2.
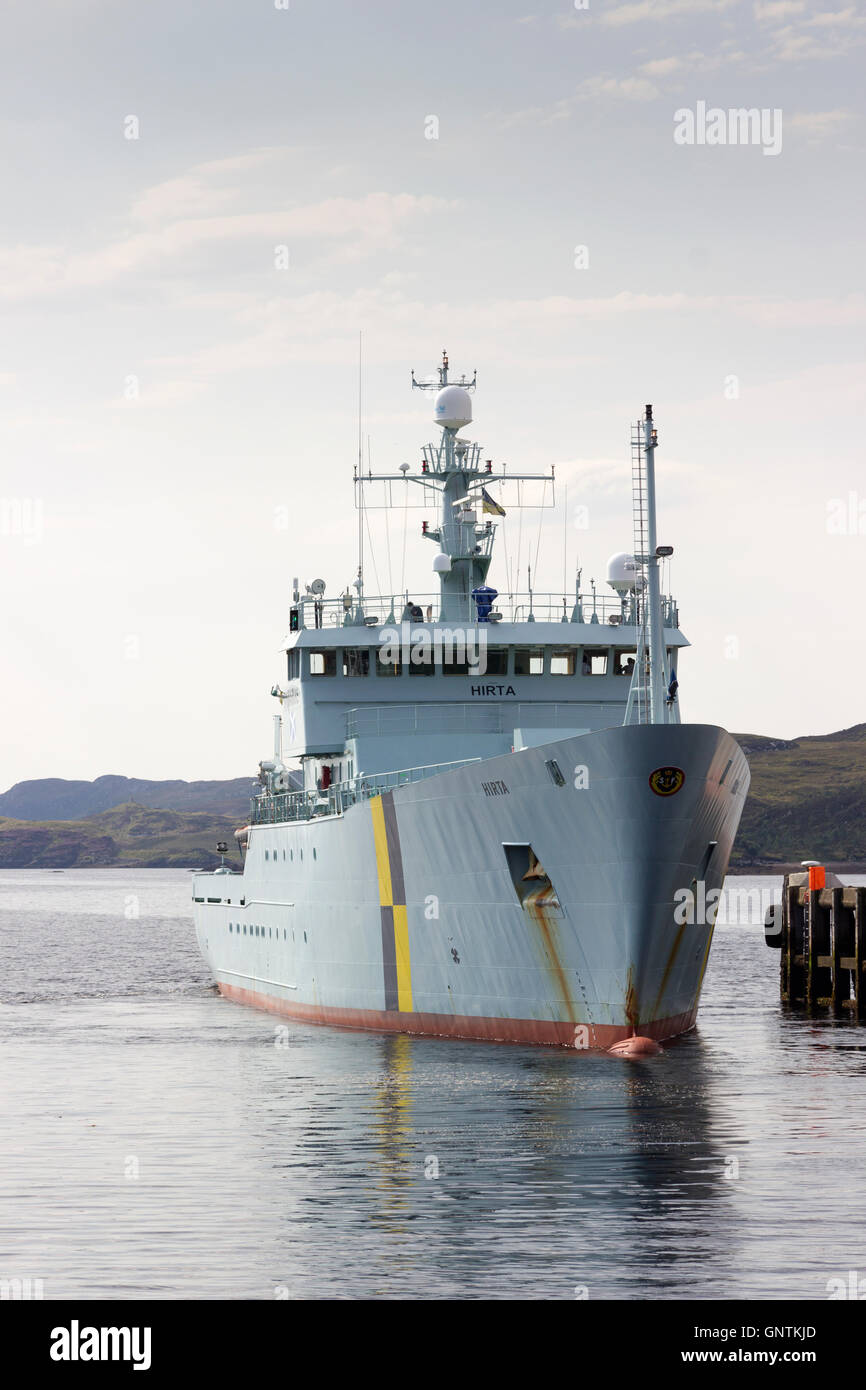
251 757 482 825
294 590 679 630
345 701 616 739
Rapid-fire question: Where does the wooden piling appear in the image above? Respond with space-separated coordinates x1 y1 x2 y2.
778 873 866 1019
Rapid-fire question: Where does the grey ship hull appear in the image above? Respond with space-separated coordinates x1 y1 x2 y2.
193 723 749 1049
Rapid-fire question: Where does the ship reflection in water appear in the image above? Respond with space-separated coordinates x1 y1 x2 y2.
279 1028 731 1299
3 869 866 1300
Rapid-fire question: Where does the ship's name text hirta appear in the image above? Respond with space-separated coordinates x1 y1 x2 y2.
481 780 510 797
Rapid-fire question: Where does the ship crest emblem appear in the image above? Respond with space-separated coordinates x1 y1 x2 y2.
648 766 685 797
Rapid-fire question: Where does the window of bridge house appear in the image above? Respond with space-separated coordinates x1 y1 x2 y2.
342 648 370 677
582 648 609 676
484 648 509 675
408 655 435 675
514 647 544 676
286 649 300 679
376 648 402 676
309 649 337 677
550 648 577 676
613 650 637 677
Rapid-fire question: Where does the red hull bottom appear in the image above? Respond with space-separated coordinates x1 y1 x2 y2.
218 981 697 1050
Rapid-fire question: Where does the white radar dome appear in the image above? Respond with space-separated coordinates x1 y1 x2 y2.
434 385 473 430
432 553 452 573
606 552 640 594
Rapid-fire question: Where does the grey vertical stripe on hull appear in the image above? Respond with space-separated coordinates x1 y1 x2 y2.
381 790 405 902
380 905 399 1010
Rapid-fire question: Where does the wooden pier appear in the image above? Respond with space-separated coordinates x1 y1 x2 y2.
769 867 866 1015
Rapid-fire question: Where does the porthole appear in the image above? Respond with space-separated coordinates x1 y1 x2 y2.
265 849 269 861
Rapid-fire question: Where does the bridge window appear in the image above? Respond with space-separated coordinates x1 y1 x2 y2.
342 648 370 677
377 649 402 676
485 648 509 675
613 650 637 677
408 652 436 676
550 648 577 676
582 648 609 675
309 649 337 677
287 649 300 679
514 647 544 676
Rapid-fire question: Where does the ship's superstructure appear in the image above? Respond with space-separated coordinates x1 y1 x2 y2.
193 356 749 1049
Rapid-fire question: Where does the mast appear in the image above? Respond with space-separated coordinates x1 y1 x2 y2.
642 404 667 723
356 352 554 623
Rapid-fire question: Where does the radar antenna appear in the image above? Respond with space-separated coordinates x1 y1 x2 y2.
411 349 476 392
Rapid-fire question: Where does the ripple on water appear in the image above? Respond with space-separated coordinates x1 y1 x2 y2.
2 868 866 1299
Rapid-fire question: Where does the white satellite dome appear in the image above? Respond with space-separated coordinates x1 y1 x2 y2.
434 385 472 430
606 551 640 594
432 553 452 573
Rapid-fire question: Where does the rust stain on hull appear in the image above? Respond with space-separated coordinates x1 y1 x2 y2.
650 921 687 1021
625 964 640 1033
524 891 577 1026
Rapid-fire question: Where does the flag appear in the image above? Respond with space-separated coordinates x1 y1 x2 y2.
481 486 506 517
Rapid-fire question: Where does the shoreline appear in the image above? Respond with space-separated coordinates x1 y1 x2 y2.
728 862 866 876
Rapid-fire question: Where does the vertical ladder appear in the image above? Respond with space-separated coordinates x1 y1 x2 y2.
631 421 648 570
625 422 650 724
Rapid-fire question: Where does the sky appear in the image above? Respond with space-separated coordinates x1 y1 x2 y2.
1 0 864 787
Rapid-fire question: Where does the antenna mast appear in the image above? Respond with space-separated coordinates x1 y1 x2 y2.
642 404 666 722
357 331 364 608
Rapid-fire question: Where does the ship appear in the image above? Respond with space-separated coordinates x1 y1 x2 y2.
193 354 749 1051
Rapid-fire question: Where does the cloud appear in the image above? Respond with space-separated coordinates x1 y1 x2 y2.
129 150 287 226
0 189 452 301
578 75 661 101
764 5 866 59
640 56 688 75
786 108 856 138
492 72 661 127
107 379 210 410
805 6 866 26
638 49 745 76
600 0 739 26
770 26 848 57
143 287 866 384
753 0 806 20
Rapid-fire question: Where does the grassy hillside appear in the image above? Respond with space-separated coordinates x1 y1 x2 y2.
731 724 866 867
0 803 241 869
1 727 864 870
0 774 255 822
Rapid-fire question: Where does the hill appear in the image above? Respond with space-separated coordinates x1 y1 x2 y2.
731 723 866 868
0 774 256 822
0 804 242 870
1 729 864 870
